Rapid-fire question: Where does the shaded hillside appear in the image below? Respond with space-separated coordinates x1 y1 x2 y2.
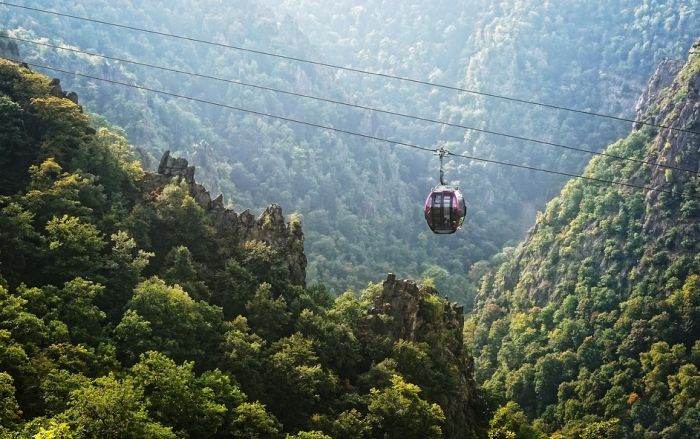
4 0 698 305
0 60 485 438
467 41 700 437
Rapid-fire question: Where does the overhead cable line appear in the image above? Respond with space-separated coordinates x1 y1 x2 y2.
4 35 698 176
2 1 699 136
7 58 697 201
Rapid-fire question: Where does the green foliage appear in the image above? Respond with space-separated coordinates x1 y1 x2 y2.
471 45 700 437
263 333 337 431
0 371 22 427
60 374 176 439
150 180 213 264
488 402 546 439
286 431 332 439
131 351 238 437
115 277 223 364
161 245 210 301
367 374 445 439
246 282 291 341
44 215 106 283
0 198 42 287
11 0 695 303
230 401 282 439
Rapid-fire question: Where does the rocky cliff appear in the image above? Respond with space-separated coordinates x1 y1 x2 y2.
144 151 307 286
367 274 486 439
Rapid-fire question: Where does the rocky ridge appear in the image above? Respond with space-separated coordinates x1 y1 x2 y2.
367 274 486 439
144 151 307 286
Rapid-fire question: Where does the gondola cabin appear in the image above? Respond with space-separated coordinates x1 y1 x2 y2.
424 186 466 234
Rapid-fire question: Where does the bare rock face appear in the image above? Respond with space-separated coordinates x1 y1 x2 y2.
366 274 486 439
144 151 307 286
634 58 685 123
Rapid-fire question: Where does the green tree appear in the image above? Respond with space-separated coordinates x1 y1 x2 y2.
366 374 445 439
286 432 332 439
488 401 546 439
114 277 223 364
131 351 239 438
230 401 282 439
264 333 337 431
151 180 213 265
43 278 106 345
0 95 31 194
212 258 257 319
161 245 210 301
219 316 266 401
296 308 361 377
44 214 106 283
0 371 22 428
246 282 290 341
61 374 175 439
0 199 41 287
102 231 153 319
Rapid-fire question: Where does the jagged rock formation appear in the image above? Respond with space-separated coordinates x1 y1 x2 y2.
634 58 685 122
144 151 307 286
367 274 486 439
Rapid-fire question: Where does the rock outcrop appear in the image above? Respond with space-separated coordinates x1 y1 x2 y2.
144 151 307 286
634 58 685 122
366 274 486 439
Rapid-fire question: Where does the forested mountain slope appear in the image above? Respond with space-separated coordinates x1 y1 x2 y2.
0 60 486 438
467 41 700 437
3 0 698 305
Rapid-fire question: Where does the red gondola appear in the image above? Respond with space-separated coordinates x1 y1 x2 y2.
424 186 466 234
424 147 466 234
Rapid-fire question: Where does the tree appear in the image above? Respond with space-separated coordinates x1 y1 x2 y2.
115 277 223 364
0 95 31 194
488 401 546 439
212 258 258 319
322 409 372 439
161 245 210 301
246 282 290 341
61 374 175 439
296 308 361 378
40 369 89 415
0 199 41 287
240 240 290 292
219 317 267 401
44 215 106 284
131 351 239 438
263 333 337 431
0 371 21 428
230 401 282 439
102 231 153 319
286 432 332 439
366 374 445 439
151 180 213 265
43 278 106 345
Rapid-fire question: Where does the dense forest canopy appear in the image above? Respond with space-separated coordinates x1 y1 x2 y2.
1 0 697 307
468 41 700 437
0 59 485 438
2 1 700 438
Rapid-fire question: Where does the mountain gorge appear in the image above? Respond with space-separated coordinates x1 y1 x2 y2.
0 60 485 438
468 40 700 437
2 0 698 306
2 2 700 438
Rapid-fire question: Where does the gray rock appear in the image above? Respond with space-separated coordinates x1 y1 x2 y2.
145 151 307 286
364 274 486 439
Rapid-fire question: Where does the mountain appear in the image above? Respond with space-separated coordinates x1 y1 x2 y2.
0 59 485 438
467 40 700 437
3 0 698 306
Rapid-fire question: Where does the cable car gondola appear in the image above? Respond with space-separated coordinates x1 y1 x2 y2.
424 148 466 234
